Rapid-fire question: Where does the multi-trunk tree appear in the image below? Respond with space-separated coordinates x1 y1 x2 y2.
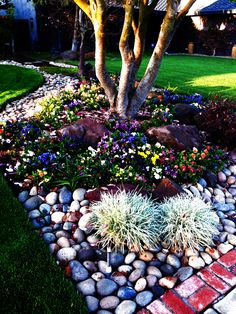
73 0 196 118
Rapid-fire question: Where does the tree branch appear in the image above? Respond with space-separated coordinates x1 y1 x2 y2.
73 0 92 19
177 0 197 21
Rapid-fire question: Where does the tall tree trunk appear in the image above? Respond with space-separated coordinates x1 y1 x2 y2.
79 8 86 75
71 5 80 52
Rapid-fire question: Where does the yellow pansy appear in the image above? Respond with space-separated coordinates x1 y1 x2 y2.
138 151 147 158
151 154 160 165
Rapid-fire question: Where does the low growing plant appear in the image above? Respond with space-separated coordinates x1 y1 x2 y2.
90 190 160 252
155 194 219 251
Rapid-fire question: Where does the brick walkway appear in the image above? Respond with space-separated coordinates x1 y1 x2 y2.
145 249 236 314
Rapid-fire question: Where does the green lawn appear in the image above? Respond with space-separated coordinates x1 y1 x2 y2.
0 65 44 110
104 54 236 100
0 176 87 314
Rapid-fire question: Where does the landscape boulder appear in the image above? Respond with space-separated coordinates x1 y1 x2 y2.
57 118 109 147
173 103 200 125
152 178 185 201
146 125 202 150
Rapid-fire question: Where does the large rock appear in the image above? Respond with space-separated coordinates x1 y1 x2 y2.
57 118 109 147
146 125 202 150
85 183 147 202
173 103 200 125
152 178 185 201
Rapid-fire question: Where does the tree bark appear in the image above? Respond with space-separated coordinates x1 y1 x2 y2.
71 5 80 52
78 8 86 75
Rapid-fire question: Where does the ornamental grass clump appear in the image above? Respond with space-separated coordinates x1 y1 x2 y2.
156 194 219 251
90 190 160 252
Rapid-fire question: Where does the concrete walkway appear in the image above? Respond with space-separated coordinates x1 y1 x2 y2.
142 249 236 314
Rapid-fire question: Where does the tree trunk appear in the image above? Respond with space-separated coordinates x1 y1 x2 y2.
78 9 86 76
71 5 80 53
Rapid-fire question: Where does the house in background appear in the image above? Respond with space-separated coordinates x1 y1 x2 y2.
152 0 236 56
0 0 37 52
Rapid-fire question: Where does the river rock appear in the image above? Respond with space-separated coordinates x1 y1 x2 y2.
166 254 181 269
45 192 58 205
146 275 158 287
115 300 137 314
139 251 154 262
43 232 56 244
78 212 94 232
134 278 147 292
85 296 99 312
100 296 120 310
51 211 65 224
24 196 43 211
224 225 236 234
110 252 125 267
174 266 193 282
73 188 86 201
188 256 205 269
129 268 145 282
70 260 89 281
111 272 127 286
133 260 146 270
190 186 201 197
97 278 118 296
57 236 70 248
117 286 137 300
92 272 105 282
160 264 175 276
63 221 73 231
59 187 72 204
222 219 236 228
18 190 29 203
70 200 80 211
227 234 236 245
49 243 60 254
156 252 167 262
218 171 227 183
159 276 177 289
39 203 51 216
200 252 213 265
125 252 136 264
136 291 153 307
146 266 162 278
118 265 133 274
57 247 77 264
76 278 96 295
217 243 233 254
28 209 41 219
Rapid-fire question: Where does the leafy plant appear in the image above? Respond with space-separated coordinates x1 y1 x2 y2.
155 194 219 251
90 189 160 252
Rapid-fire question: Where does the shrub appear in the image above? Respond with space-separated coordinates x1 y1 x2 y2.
155 194 219 251
195 99 236 149
90 190 160 252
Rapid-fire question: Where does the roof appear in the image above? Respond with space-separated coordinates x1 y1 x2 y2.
155 0 236 15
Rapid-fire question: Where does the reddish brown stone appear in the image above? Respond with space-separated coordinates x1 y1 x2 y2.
173 103 200 125
85 183 147 202
63 212 82 223
57 118 109 147
146 125 202 150
152 178 185 201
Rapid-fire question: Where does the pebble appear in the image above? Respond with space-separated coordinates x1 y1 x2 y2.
39 203 51 216
18 190 29 203
139 251 154 262
205 248 220 259
29 186 38 196
117 287 137 300
218 171 227 182
55 230 70 238
51 212 65 224
97 279 118 296
63 221 73 231
198 178 207 188
43 232 56 244
98 261 110 274
146 266 162 278
214 203 235 212
129 269 145 282
76 278 96 296
159 276 177 289
156 252 167 262
151 285 166 298
28 209 41 219
166 254 181 268
146 275 158 287
227 234 236 245
87 234 99 246
49 243 60 254
100 296 120 310
190 185 201 197
228 188 236 197
57 237 70 248
73 188 86 201
110 252 125 267
125 252 136 264
85 296 99 312
200 252 213 265
92 272 105 282
224 225 236 234
80 199 90 206
229 165 236 175
32 218 45 228
134 278 147 292
222 219 235 228
174 266 193 281
78 212 94 232
227 176 236 185
70 260 89 281
188 256 205 269
133 260 146 270
217 243 233 254
24 196 43 211
115 300 137 314
69 200 80 211
72 228 85 243
214 195 225 204
57 247 77 264
136 291 153 307
111 273 127 286
83 260 97 272
59 187 72 204
97 311 113 314
45 192 58 205
195 182 204 193
77 248 96 262
214 188 225 197
118 265 133 274
160 264 175 276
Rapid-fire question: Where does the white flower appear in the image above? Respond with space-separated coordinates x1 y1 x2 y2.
27 151 35 157
101 160 106 166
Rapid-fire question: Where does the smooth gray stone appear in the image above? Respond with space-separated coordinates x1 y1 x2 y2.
135 291 153 307
97 278 118 296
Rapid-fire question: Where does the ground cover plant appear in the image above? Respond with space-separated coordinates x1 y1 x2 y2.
0 64 44 109
0 176 87 313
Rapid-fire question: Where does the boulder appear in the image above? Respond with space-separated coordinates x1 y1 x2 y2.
57 118 109 147
85 184 147 202
60 50 78 60
152 178 185 201
146 125 202 150
173 103 200 125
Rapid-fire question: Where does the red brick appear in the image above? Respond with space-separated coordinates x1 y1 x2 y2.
147 300 172 314
175 275 205 298
188 286 220 312
161 290 195 314
218 249 236 267
209 262 236 286
198 268 230 294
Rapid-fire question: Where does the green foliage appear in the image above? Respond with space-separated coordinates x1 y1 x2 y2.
0 65 44 109
0 176 87 313
90 190 160 252
155 194 219 251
